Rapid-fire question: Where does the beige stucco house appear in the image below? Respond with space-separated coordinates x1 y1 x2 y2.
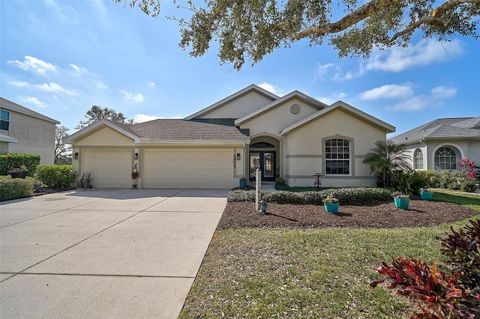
0 97 59 164
391 117 480 170
66 85 395 188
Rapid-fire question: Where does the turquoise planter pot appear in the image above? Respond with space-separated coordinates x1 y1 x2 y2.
324 202 339 214
420 191 433 201
394 197 410 210
239 179 247 189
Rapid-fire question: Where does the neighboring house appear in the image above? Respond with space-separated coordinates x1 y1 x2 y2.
66 85 395 188
0 97 59 164
391 117 480 170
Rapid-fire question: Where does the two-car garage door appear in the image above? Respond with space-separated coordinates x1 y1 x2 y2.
143 149 235 188
82 148 235 188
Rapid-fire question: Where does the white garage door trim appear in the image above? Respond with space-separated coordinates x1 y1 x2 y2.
142 148 234 189
83 148 132 188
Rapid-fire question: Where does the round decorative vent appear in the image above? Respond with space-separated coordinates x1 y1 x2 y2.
290 104 300 114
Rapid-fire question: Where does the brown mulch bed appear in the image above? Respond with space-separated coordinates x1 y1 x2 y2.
219 200 479 229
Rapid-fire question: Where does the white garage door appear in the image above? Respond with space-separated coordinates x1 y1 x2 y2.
143 149 234 188
83 149 132 188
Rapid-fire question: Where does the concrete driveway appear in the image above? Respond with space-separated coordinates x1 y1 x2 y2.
0 189 227 319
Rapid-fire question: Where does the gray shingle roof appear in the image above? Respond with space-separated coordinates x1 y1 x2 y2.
391 117 480 144
0 97 59 124
129 119 249 141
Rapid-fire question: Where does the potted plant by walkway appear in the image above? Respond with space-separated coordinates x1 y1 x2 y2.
419 188 433 201
9 165 28 179
239 177 248 190
323 193 339 214
393 192 410 210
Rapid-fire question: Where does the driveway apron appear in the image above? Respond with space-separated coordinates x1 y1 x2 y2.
0 189 226 319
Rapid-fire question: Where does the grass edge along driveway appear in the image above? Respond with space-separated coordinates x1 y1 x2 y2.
179 190 480 319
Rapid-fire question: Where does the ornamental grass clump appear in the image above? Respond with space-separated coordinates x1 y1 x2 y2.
371 219 480 318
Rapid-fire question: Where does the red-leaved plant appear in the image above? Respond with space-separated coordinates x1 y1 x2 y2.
459 158 477 180
371 219 480 319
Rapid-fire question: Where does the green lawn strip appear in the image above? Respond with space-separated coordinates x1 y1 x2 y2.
432 189 480 210
180 194 479 319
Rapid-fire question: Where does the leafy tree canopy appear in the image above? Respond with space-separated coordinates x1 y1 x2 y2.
118 0 480 69
77 105 133 129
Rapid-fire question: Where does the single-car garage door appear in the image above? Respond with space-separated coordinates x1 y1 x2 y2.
143 149 234 188
83 149 132 188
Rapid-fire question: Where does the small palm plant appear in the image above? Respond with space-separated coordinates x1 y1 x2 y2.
363 141 411 188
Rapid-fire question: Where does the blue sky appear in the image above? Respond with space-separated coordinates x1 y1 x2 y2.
1 0 479 135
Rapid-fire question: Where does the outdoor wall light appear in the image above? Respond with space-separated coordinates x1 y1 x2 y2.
236 153 241 160
134 152 139 160
74 152 79 160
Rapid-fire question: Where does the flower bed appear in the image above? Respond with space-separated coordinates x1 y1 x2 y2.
219 200 478 229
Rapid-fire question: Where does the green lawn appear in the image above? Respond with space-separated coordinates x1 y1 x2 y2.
179 192 480 319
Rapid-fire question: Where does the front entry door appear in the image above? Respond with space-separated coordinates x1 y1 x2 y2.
249 151 276 181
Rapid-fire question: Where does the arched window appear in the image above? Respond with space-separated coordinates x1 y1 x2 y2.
413 149 423 169
434 146 458 170
250 142 275 149
324 138 351 175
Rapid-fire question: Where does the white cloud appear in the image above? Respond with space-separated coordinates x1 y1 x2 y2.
8 56 56 75
388 96 430 111
333 66 366 81
148 81 156 88
96 81 108 89
257 82 287 96
8 80 73 95
133 114 161 123
36 82 74 95
19 96 48 109
69 63 88 75
366 39 462 72
387 85 457 111
359 84 413 101
8 80 30 88
316 63 334 79
120 90 144 103
431 86 457 98
316 92 347 105
330 39 462 82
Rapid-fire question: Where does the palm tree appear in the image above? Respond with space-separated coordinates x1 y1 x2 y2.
363 141 411 187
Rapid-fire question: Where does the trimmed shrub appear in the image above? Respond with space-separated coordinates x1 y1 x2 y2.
275 177 286 185
0 178 33 201
264 191 305 205
228 190 258 202
460 180 478 193
36 165 76 189
0 153 40 176
228 187 392 206
410 170 436 192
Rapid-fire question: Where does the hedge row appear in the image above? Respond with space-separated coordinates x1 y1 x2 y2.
0 153 40 176
228 188 392 206
36 165 76 189
411 170 479 193
0 178 33 201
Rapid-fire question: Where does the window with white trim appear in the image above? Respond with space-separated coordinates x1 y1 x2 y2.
434 146 457 170
413 149 423 169
325 138 350 175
